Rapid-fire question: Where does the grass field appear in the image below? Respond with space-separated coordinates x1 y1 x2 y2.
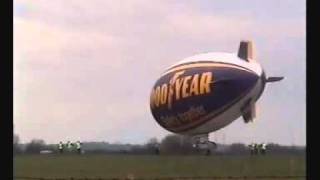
14 154 306 179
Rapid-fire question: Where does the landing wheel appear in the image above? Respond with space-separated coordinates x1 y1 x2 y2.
191 134 218 155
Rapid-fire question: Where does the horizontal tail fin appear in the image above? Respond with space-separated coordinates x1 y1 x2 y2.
266 77 284 82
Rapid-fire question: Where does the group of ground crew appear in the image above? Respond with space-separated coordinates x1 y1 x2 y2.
58 141 82 154
249 143 267 155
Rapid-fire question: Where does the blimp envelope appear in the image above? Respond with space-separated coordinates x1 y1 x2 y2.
150 41 283 136
150 58 259 134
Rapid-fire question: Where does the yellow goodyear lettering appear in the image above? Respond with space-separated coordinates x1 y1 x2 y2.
182 76 192 98
200 72 213 94
174 76 184 100
160 84 168 105
168 71 185 109
189 74 199 96
154 86 161 107
150 71 213 109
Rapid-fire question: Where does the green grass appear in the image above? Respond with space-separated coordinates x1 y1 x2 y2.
14 154 305 179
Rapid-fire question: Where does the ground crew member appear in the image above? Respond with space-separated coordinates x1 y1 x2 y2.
154 143 160 155
58 141 64 154
257 143 262 154
67 141 73 153
76 141 82 154
253 143 258 155
261 143 267 155
249 143 255 155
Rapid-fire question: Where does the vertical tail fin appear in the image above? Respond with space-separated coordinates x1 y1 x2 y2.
241 99 256 123
238 40 256 62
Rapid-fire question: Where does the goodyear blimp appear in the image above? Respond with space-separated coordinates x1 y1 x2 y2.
149 40 283 150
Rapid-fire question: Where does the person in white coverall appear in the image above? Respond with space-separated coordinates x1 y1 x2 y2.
261 143 267 155
76 141 82 154
58 141 64 154
66 141 73 153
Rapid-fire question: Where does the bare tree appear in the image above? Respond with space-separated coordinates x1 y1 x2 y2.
25 139 46 154
160 134 195 155
145 137 159 154
13 134 21 154
228 143 248 155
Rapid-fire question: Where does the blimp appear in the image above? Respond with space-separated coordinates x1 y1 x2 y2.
149 40 283 151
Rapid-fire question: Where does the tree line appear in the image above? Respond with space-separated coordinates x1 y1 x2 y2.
13 134 305 156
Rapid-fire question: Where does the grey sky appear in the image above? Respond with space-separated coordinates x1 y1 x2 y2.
14 0 305 145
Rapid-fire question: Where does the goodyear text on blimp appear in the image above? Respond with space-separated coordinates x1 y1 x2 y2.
150 70 213 109
159 106 207 129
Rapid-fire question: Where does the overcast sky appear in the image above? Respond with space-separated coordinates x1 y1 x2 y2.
14 0 305 145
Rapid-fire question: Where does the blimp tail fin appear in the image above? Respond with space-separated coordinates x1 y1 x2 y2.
238 40 256 62
266 76 284 82
241 99 256 123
